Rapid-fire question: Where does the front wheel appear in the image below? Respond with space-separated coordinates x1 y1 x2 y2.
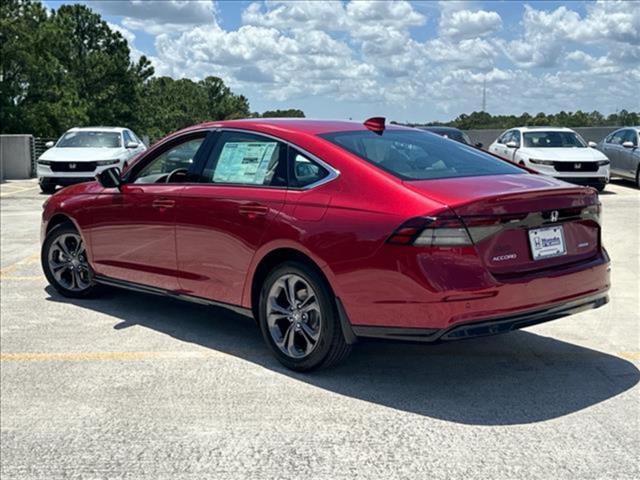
39 180 56 194
41 224 99 298
258 262 351 371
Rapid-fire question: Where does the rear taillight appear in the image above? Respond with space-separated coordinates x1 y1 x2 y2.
387 217 473 246
583 203 601 224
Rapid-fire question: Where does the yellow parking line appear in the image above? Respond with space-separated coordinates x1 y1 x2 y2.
618 352 640 361
0 275 43 281
0 186 39 197
0 253 40 277
0 351 215 362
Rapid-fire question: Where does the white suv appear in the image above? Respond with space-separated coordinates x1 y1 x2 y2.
488 127 610 191
37 127 147 193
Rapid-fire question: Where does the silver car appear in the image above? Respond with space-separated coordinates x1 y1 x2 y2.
597 127 640 188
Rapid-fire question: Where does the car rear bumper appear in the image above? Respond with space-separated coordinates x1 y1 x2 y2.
352 292 608 342
338 247 610 332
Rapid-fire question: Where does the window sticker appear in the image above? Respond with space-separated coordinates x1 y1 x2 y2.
213 142 277 184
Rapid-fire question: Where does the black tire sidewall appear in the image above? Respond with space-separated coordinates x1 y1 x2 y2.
258 261 338 371
41 224 96 298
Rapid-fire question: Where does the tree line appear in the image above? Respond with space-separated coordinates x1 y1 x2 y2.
0 0 306 141
406 110 639 130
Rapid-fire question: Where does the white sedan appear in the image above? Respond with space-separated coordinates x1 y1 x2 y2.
37 127 147 193
488 127 610 191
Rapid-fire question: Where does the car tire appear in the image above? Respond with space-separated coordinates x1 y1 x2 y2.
636 166 640 189
595 183 606 192
41 223 99 298
39 181 56 194
258 261 351 371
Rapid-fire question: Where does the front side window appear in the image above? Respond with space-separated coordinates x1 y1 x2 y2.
123 131 134 145
57 131 122 148
134 137 205 184
622 129 638 146
321 129 524 181
609 131 626 145
523 131 586 148
202 132 287 187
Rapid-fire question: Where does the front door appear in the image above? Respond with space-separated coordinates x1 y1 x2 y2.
175 130 288 305
89 133 209 291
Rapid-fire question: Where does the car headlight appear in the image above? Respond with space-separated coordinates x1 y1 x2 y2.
529 159 554 166
597 160 610 166
96 159 121 166
37 160 52 166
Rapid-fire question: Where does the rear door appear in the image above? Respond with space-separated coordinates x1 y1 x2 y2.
175 130 288 305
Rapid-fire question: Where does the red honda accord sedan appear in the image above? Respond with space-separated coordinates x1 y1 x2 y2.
41 118 610 370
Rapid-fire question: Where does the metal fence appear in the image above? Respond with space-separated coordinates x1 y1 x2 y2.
31 137 56 176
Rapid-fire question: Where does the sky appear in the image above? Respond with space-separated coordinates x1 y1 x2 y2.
43 0 640 122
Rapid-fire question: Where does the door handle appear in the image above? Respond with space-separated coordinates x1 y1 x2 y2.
152 198 176 209
239 203 268 219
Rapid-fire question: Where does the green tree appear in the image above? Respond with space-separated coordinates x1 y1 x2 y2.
261 109 305 118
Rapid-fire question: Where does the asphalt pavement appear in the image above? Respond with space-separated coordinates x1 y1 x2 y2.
1 178 638 479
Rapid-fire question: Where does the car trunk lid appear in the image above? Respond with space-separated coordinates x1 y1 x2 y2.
404 174 601 275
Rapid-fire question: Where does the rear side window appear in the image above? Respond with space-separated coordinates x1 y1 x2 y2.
321 129 523 181
202 131 287 187
289 149 329 188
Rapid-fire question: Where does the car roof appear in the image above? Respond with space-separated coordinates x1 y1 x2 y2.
66 127 126 133
514 126 575 133
184 118 412 136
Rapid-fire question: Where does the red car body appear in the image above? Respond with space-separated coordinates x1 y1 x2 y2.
42 119 610 343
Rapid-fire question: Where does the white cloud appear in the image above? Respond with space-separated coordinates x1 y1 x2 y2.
99 0 639 118
95 0 216 34
440 9 502 40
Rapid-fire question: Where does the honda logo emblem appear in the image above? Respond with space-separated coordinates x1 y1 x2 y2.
550 210 559 222
68 163 76 169
574 163 582 169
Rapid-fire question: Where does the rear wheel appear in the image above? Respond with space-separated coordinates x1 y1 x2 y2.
258 261 351 371
41 224 99 298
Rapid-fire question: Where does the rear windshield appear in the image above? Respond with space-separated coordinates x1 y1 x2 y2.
523 131 586 148
320 129 523 180
57 131 122 148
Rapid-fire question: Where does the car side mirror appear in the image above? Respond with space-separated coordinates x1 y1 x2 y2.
126 141 139 149
96 167 122 189
45 141 55 148
622 141 635 148
588 141 597 148
506 141 518 148
475 142 483 148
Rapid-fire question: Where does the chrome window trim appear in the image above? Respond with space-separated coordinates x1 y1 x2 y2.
216 127 340 191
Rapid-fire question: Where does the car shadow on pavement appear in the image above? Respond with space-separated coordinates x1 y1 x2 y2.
45 286 639 426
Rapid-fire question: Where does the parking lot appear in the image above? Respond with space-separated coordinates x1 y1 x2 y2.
1 179 638 479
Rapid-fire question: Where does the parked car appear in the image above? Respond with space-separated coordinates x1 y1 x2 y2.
37 127 147 193
418 126 482 147
488 127 610 191
41 118 610 371
596 127 640 188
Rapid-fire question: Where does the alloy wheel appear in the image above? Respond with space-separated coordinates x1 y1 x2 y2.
266 274 322 359
47 233 91 292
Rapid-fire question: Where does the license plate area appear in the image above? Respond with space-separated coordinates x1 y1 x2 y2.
528 225 567 260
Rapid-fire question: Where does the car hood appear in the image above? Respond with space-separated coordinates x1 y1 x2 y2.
520 147 607 162
39 147 125 161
